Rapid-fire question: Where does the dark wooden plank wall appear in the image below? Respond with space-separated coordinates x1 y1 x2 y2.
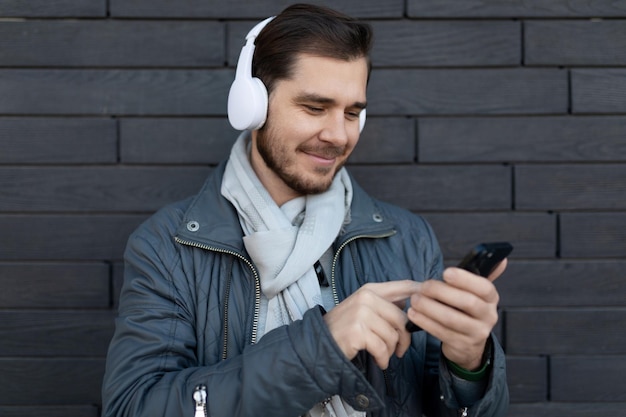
0 1 624 415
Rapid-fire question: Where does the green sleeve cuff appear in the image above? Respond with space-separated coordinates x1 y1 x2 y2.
445 338 493 382
446 357 489 381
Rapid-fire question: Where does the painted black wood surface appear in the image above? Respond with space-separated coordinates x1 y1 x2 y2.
1 1 625 415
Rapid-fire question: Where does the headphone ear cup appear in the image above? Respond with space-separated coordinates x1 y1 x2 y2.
359 108 366 133
228 76 269 131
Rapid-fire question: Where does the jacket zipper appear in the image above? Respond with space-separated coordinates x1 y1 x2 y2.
329 230 396 306
460 407 468 416
182 229 394 417
330 230 397 399
174 237 262 354
193 385 207 417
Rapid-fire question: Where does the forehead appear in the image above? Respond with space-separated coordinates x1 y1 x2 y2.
276 53 368 102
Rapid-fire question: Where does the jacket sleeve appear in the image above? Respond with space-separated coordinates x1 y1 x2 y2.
437 334 509 417
101 220 381 417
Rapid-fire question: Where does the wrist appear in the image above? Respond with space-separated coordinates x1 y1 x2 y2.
446 338 493 381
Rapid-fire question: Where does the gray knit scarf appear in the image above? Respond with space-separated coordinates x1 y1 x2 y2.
221 132 364 417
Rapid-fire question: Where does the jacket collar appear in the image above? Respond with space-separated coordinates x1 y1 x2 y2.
175 160 396 254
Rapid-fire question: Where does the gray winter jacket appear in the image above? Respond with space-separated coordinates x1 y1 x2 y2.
102 162 509 417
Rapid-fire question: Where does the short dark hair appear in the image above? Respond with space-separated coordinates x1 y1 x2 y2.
253 3 373 94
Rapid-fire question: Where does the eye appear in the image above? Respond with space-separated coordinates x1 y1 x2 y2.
345 110 360 120
305 105 324 114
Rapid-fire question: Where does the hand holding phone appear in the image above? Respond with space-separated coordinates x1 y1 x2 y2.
405 242 513 333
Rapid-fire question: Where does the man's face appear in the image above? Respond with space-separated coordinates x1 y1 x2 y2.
250 53 368 205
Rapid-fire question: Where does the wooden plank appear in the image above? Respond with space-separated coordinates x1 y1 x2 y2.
0 69 232 116
368 69 568 115
370 21 520 67
111 0 403 18
350 117 415 163
228 20 520 67
422 213 556 259
506 309 626 355
516 164 626 210
0 167 210 212
120 118 234 164
0 117 117 164
506 356 547 402
0 358 104 405
0 21 224 68
349 165 511 211
418 116 626 163
552 356 626 401
0 263 110 308
526 20 626 66
0 214 146 260
0 0 105 17
572 69 626 113
0 405 98 417
407 0 626 17
561 213 626 258
499 260 626 308
508 403 626 417
112 262 124 308
0 311 114 356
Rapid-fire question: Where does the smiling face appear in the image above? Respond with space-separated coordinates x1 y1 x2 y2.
250 53 368 206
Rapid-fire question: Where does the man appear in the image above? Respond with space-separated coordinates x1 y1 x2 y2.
102 4 509 417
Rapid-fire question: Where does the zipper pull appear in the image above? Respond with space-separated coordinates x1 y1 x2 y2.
193 385 207 417
460 406 468 417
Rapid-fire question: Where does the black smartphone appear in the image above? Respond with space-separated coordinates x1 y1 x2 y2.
405 242 513 333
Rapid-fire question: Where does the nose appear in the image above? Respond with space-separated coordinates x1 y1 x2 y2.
318 111 350 146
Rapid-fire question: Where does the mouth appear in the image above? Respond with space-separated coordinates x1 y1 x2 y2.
299 146 344 165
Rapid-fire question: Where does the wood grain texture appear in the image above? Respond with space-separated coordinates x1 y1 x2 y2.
0 21 225 67
0 358 104 404
368 69 568 115
120 118 234 164
0 0 105 17
516 164 626 210
0 117 117 164
506 309 626 355
0 69 233 116
506 356 547 402
526 20 626 66
0 263 111 308
0 167 210 212
350 117 415 163
112 262 124 308
498 260 626 308
350 165 511 211
110 0 403 18
227 20 521 66
422 212 556 259
560 213 626 258
551 356 626 401
369 20 520 67
572 69 626 113
0 405 98 417
407 0 626 17
508 403 626 417
0 214 146 260
0 311 114 356
418 116 626 163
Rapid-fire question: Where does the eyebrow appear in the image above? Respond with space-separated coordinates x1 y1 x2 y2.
294 92 367 110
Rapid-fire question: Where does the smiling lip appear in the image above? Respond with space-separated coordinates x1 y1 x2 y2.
300 146 343 166
305 152 336 166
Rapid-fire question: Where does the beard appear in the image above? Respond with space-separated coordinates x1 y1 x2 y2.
255 121 347 196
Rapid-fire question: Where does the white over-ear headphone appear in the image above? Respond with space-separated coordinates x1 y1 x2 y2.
227 16 366 132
